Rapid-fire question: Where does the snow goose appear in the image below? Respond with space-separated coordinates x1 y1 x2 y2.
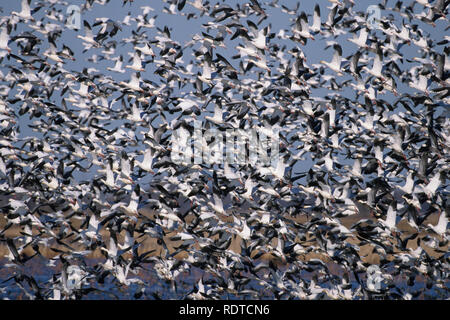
310 4 322 34
205 102 224 125
107 55 125 73
293 12 315 41
119 72 144 92
363 46 385 81
427 211 448 236
136 147 154 174
320 44 344 76
119 184 140 217
77 20 99 50
125 51 146 72
12 0 35 21
0 26 11 54
348 26 369 49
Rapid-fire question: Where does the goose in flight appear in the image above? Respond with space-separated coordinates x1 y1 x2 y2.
409 72 431 95
247 51 271 73
427 211 448 236
119 184 140 218
241 175 255 201
293 12 315 42
223 161 243 184
348 26 369 49
209 193 227 216
0 26 11 54
380 203 398 232
135 42 156 57
247 20 269 51
101 157 118 190
136 147 155 174
77 21 100 50
363 46 385 81
134 13 157 30
236 39 261 60
320 44 344 76
93 18 122 42
420 170 443 199
119 151 134 186
12 0 35 21
270 158 287 182
310 4 322 35
107 55 126 73
119 72 144 92
198 55 216 84
205 102 224 125
43 37 67 64
125 51 146 72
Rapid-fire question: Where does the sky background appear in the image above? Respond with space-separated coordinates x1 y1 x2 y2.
0 0 448 187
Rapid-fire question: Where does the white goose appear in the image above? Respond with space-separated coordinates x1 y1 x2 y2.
12 0 34 21
363 47 385 80
127 103 145 122
119 184 140 217
294 12 315 41
77 21 99 49
224 162 242 183
320 44 344 76
351 157 363 179
119 72 143 92
271 158 286 181
0 27 11 54
135 42 156 57
233 217 252 240
427 211 448 236
188 0 208 12
396 23 411 44
380 204 398 231
409 73 430 95
348 27 368 49
421 170 442 198
248 52 271 73
136 147 154 173
242 176 255 201
249 23 268 51
310 4 322 34
71 82 91 98
198 58 214 84
119 152 134 186
84 213 100 240
258 184 281 198
236 39 260 59
210 193 227 216
43 40 64 64
205 103 223 125
101 158 118 189
125 51 145 72
107 55 126 73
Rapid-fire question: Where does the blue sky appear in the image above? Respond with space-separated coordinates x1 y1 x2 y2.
0 0 448 185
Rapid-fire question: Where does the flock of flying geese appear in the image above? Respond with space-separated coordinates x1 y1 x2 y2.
0 0 449 299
